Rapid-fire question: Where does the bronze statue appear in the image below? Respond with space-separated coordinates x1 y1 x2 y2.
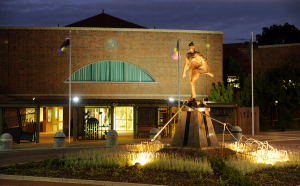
182 42 214 100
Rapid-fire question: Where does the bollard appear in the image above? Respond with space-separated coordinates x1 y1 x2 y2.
150 128 161 141
231 126 242 142
107 130 118 147
53 131 66 148
0 133 13 150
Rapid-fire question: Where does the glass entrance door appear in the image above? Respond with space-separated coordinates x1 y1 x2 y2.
114 107 133 131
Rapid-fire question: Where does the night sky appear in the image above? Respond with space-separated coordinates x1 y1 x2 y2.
1 0 299 44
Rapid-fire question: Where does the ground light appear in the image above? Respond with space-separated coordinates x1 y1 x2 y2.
131 152 154 165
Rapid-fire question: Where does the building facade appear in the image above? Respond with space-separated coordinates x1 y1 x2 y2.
0 26 223 141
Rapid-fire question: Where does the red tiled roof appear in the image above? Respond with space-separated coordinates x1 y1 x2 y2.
65 11 147 29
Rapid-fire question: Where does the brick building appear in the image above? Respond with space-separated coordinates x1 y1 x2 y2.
224 42 300 77
0 13 224 142
223 42 300 132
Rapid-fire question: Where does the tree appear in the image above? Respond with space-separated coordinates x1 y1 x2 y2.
209 82 234 103
256 23 300 45
235 76 252 107
255 62 300 114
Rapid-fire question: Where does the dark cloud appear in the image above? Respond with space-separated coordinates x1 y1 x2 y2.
0 0 299 43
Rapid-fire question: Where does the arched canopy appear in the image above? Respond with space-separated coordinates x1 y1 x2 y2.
65 61 156 83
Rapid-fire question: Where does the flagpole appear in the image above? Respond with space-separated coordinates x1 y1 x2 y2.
177 39 180 118
251 32 254 136
69 30 71 143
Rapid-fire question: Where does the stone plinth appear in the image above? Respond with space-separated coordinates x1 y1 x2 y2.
172 101 218 148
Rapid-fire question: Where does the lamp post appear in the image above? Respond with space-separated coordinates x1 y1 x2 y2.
72 97 79 142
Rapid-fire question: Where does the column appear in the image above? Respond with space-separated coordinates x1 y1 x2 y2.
110 106 114 130
133 106 138 139
168 106 172 138
0 107 3 135
35 106 40 143
73 107 77 141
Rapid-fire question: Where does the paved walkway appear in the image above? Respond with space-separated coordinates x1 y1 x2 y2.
1 131 300 186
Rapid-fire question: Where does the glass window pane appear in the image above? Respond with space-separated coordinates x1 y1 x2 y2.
59 109 63 122
47 108 52 123
67 61 155 83
54 107 58 119
116 107 126 119
127 120 133 130
40 108 43 122
26 108 35 122
114 107 134 131
127 107 133 119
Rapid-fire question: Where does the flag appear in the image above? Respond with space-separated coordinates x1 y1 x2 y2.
170 40 181 60
247 35 252 57
57 36 70 53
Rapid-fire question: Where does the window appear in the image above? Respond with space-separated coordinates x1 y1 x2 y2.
47 108 52 123
85 107 110 129
54 107 58 119
65 61 156 83
59 109 63 130
227 76 240 88
26 108 35 123
115 107 133 131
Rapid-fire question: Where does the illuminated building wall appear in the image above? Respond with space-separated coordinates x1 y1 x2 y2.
0 27 223 101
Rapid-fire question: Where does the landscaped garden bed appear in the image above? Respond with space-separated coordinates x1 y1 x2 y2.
0 143 299 186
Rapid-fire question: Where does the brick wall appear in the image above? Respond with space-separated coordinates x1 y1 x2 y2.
224 43 300 77
0 27 223 101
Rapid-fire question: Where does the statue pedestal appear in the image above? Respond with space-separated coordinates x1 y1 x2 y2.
172 101 218 148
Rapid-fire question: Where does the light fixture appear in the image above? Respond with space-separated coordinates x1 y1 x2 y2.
169 98 174 102
73 97 79 102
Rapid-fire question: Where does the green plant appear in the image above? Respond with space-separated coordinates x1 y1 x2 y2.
71 166 84 175
155 172 167 182
59 166 71 172
131 169 143 180
288 168 297 173
209 157 261 186
269 180 281 185
112 171 120 177
188 171 198 178
211 176 229 186
24 161 39 169
209 81 234 103
258 173 269 178
271 171 283 175
86 167 97 176
41 159 61 169
112 167 126 177
115 168 125 174
5 164 20 172
144 155 213 174
155 176 166 182
97 167 109 174
30 168 44 174
191 173 203 184
47 170 59 174
283 175 298 180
